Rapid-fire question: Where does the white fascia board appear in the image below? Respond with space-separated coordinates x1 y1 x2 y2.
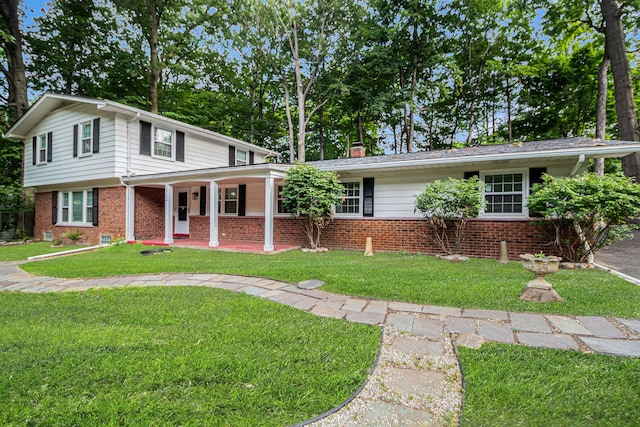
98 100 276 157
123 164 291 186
315 146 640 172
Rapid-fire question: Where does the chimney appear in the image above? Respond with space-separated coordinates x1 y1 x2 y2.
350 141 365 158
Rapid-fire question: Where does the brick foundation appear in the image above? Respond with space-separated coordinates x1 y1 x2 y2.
36 187 126 246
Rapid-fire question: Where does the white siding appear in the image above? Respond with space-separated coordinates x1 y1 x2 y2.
24 104 118 188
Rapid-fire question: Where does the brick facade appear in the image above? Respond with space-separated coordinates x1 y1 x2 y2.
134 187 165 239
36 186 126 245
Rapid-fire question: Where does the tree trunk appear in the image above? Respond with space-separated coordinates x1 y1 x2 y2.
594 52 610 177
146 4 160 114
506 75 512 144
318 104 325 160
0 0 29 123
599 0 640 181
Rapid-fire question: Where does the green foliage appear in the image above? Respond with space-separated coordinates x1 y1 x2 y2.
528 173 640 262
61 228 86 245
281 164 343 249
459 343 640 426
0 287 379 425
415 177 484 255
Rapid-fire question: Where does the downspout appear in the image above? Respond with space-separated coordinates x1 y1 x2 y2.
126 112 140 178
570 154 586 177
122 112 140 241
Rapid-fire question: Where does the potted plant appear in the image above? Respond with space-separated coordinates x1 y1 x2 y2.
519 253 563 302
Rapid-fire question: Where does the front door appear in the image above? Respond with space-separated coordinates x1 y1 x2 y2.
174 189 189 236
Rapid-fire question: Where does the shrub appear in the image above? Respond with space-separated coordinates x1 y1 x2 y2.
61 228 86 245
415 177 484 255
281 164 343 250
527 172 640 263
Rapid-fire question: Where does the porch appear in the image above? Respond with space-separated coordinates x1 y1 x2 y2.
131 238 300 254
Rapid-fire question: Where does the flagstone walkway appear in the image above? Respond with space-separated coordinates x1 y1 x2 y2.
2 261 639 426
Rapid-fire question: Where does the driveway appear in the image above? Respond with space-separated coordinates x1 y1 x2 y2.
595 229 640 282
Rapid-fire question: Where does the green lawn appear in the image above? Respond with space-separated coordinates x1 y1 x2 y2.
0 241 77 262
18 243 640 318
0 287 380 426
458 343 640 426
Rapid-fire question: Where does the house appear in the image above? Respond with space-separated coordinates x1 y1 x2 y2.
5 93 640 258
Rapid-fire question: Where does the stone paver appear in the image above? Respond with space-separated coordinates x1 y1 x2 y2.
422 305 462 317
364 300 388 314
576 316 626 338
385 367 446 396
510 312 552 333
546 315 592 335
478 320 515 344
516 332 579 350
444 317 476 334
580 337 640 357
463 309 509 321
342 298 368 312
393 335 445 356
345 311 385 325
351 400 438 426
412 317 444 339
388 301 423 313
386 313 414 332
617 319 640 335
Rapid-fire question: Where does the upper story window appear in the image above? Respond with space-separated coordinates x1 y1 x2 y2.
81 121 93 155
236 150 248 166
60 190 93 224
483 172 525 215
153 127 173 158
335 181 360 215
37 134 47 164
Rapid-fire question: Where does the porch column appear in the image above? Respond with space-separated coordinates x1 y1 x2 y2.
125 185 135 241
209 180 219 247
164 184 174 244
264 175 275 252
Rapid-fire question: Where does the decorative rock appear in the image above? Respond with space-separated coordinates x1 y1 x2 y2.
435 254 469 262
498 241 509 264
364 237 374 257
297 279 325 290
454 333 485 349
300 247 329 253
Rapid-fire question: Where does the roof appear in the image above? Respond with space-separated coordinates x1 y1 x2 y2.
309 138 640 172
3 93 276 156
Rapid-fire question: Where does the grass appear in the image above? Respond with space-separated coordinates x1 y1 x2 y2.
18 243 640 318
0 287 380 426
0 241 76 262
458 343 640 426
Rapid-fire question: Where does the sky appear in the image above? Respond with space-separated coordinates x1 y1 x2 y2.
23 0 49 28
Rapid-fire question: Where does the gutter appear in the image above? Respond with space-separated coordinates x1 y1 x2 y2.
569 154 586 176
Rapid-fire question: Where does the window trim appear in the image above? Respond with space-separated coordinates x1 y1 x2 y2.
276 184 290 215
37 133 48 165
58 190 94 226
334 180 362 217
480 169 529 218
217 185 239 216
152 126 175 160
80 121 93 156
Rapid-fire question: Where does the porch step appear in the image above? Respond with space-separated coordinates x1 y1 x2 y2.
173 234 190 239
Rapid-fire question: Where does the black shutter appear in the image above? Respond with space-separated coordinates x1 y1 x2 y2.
52 191 58 225
92 188 99 226
92 118 100 153
176 130 185 162
73 124 78 157
199 185 207 216
238 184 246 216
32 136 36 165
249 151 255 165
464 171 479 180
140 121 151 155
363 177 374 217
229 146 236 166
47 132 53 162
529 167 547 188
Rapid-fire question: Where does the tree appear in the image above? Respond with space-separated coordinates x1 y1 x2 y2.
415 177 484 256
0 0 28 123
528 172 640 263
281 164 343 249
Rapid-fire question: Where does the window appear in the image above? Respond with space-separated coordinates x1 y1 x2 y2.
335 181 360 214
100 235 112 245
153 127 173 158
38 134 47 164
218 186 238 215
60 190 93 224
484 173 524 214
277 185 289 214
236 150 247 166
81 121 92 155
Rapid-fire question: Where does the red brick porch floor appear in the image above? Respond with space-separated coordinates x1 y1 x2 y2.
130 238 300 254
